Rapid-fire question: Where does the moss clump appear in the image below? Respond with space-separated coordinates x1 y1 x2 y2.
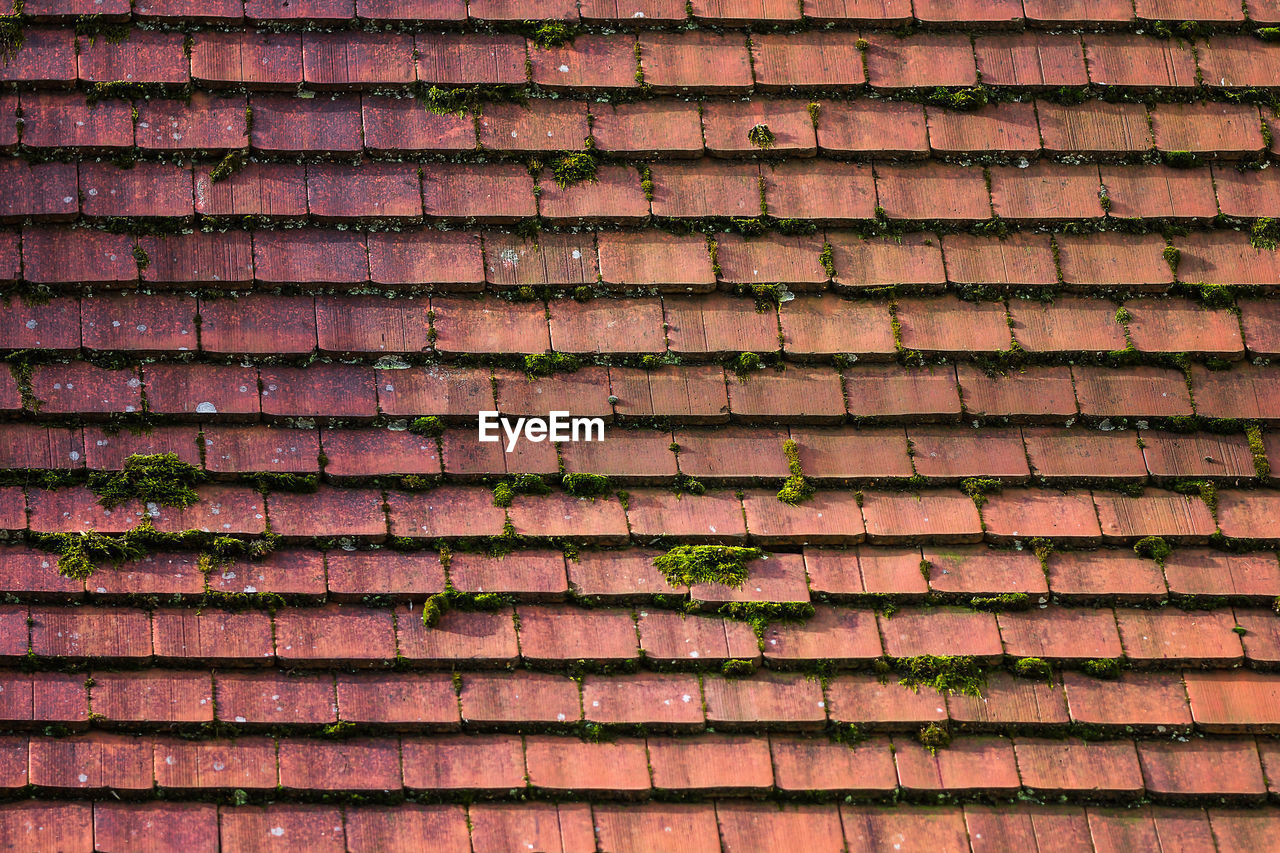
777 439 814 506
721 659 756 678
48 530 146 580
492 473 550 508
0 15 25 63
251 473 317 493
918 721 951 753
562 473 611 498
732 351 762 378
524 352 580 376
960 477 1002 509
1134 535 1172 567
1252 217 1280 250
1013 657 1052 681
969 593 1030 612
1163 151 1199 169
896 655 985 697
88 453 204 509
1082 658 1120 679
1247 425 1271 478
421 85 476 117
1162 245 1181 275
421 588 510 628
409 416 444 437
209 149 246 184
549 151 597 189
653 545 763 588
527 20 575 49
1259 27 1280 41
720 600 815 639
747 123 775 150
925 86 988 111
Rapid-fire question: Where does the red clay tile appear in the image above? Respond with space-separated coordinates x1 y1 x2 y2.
1126 298 1243 357
864 32 976 88
468 804 589 853
347 805 470 853
152 608 274 664
944 234 1058 289
981 488 1102 543
990 162 1102 221
361 95 474 153
30 362 141 417
580 0 688 20
879 606 1002 660
1198 34 1280 86
924 546 1045 596
207 551 326 598
845 364 961 419
90 670 212 723
690 552 810 606
650 160 761 218
279 739 400 791
548 298 664 355
1116 607 1243 664
1007 296 1127 352
1185 670 1280 732
150 484 266 537
1151 102 1265 157
246 0 353 20
376 365 494 419
591 101 703 157
999 607 1123 661
422 162 537 221
1102 164 1217 220
1037 100 1152 154
27 487 143 535
719 803 846 853
1165 550 1280 599
251 94 363 154
29 733 152 791
219 805 345 851
597 231 715 290
0 296 80 352
415 33 527 85
967 806 1093 852
1016 737 1143 797
816 100 928 156
1093 489 1216 542
302 32 415 87
1143 431 1257 480
728 367 846 424
1064 671 1191 729
136 92 247 151
19 92 133 150
703 99 816 157
1193 366 1280 423
79 161 194 218
804 546 928 597
665 293 778 356
141 363 258 420
715 232 831 287
583 672 704 727
1056 232 1174 288
386 486 506 538
201 425 317 475
1085 34 1197 87
0 424 84 471
876 162 991 221
529 36 641 90
842 805 973 852
22 227 136 286
625 489 746 540
315 295 431 355
1139 738 1265 799
396 604 517 665
81 293 196 354
769 735 897 794
539 164 649 223
908 427 1029 479
307 163 422 220
958 364 1078 419
826 674 947 727
274 603 394 665
525 735 651 793
779 297 894 359
478 100 590 153
861 491 983 544
895 736 1021 795
517 605 637 664
639 31 752 92
762 605 882 663
77 30 189 84
929 102 1040 154
974 32 1088 86
253 229 368 285
1074 365 1192 418
154 736 278 790
742 490 866 545
191 31 303 87
703 671 827 729
0 29 78 87
215 672 336 725
260 363 376 420
750 32 865 89
637 610 758 664
268 489 386 541
194 163 307 218
787 428 910 481
1023 427 1146 480
460 671 578 725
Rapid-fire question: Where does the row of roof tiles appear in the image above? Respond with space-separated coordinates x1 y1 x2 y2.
1 421 1273 483
2 292 1272 360
14 0 1280 26
1 730 1280 801
4 599 1280 667
0 481 1273 542
8 226 1280 292
3 29 1277 91
2 543 1277 603
7 94 1273 159
7 359 1280 422
9 158 1280 224
4 800 1277 853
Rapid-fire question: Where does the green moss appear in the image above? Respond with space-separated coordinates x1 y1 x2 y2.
1163 151 1199 169
251 473 317 493
896 655 985 697
549 151 597 189
653 545 763 588
819 242 836 278
747 123 775 150
960 477 1002 509
84 81 152 104
208 150 246 184
1114 306 1132 325
721 659 756 678
87 453 204 509
719 600 816 640
1013 656 1052 681
492 473 550 508
969 593 1030 612
918 721 951 753
409 416 444 437
732 351 762 379
673 474 705 495
807 102 821 125
524 352 580 376
527 20 575 49
421 588 510 628
777 439 814 506
45 530 145 580
0 15 24 62
1134 535 1172 567
1258 27 1280 42
562 472 611 498
1251 217 1280 250
74 15 129 45
1247 425 1271 478
1082 658 1121 679
1162 245 1181 275
925 86 988 111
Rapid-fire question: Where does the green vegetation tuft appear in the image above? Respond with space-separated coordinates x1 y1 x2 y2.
88 453 204 509
896 655 985 697
1013 657 1052 681
550 151 598 189
925 86 988 111
777 439 814 506
1133 535 1172 567
1251 217 1280 250
524 352 581 376
422 588 510 628
527 20 575 49
918 721 951 753
0 15 24 62
209 150 246 184
409 416 445 437
721 659 756 678
746 123 776 149
562 472 611 498
1082 658 1121 679
653 545 763 588
969 592 1030 612
1163 150 1199 169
